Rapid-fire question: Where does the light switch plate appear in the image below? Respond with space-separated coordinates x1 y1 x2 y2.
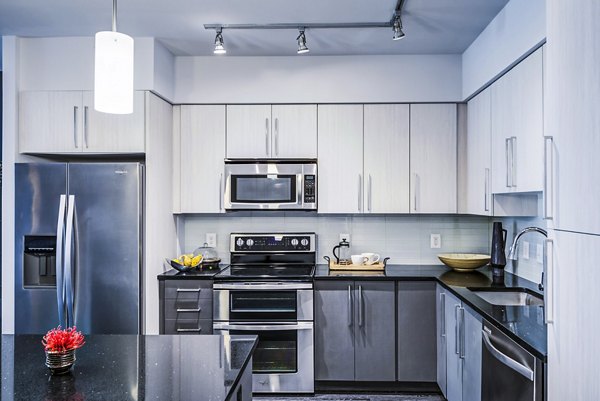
339 233 350 243
536 244 544 264
430 234 441 249
206 233 217 248
521 241 530 260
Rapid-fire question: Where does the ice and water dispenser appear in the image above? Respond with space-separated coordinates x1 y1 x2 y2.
23 235 57 287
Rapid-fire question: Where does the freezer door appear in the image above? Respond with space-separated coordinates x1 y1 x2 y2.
15 163 67 334
68 163 142 334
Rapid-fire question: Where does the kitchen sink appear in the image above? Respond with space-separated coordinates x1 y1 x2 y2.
469 289 544 307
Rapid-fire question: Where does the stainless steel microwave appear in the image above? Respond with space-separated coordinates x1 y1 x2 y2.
224 160 317 211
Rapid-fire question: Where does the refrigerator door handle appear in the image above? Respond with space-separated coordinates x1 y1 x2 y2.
64 195 76 328
55 195 67 327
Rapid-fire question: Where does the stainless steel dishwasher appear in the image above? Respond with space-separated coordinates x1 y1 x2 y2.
481 320 544 401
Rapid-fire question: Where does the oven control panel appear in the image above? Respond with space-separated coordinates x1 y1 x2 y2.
231 233 315 252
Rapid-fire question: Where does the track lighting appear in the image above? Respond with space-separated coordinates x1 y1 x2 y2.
297 29 309 54
392 15 405 40
214 29 226 54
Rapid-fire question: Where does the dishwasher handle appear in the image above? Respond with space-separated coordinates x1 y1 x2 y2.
482 329 534 381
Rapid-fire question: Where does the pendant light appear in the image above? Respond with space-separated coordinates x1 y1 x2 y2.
214 29 227 54
392 15 405 41
94 0 134 114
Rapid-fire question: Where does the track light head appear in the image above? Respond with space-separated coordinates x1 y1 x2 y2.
392 16 405 41
214 29 226 54
297 29 309 54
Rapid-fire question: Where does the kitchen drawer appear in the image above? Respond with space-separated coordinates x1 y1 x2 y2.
164 298 213 320
164 318 213 335
164 280 212 299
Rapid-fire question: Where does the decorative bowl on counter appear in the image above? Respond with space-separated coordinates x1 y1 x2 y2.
166 254 202 273
438 253 491 272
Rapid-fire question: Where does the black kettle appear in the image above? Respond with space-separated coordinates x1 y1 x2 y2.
490 222 507 278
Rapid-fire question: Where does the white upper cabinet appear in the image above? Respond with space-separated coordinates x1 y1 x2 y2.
81 91 145 153
318 104 364 214
176 105 226 213
363 104 410 213
410 104 457 214
491 48 544 194
226 104 317 159
463 88 492 216
226 105 272 159
19 90 146 154
271 105 317 158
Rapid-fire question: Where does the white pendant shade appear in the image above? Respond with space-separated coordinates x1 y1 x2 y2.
94 31 134 114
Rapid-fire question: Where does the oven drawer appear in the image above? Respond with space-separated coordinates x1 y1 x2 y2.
164 318 213 335
164 298 213 320
164 280 212 300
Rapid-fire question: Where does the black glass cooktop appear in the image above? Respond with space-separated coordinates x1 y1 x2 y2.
215 264 315 280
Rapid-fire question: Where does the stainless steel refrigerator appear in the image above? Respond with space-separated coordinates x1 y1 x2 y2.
15 163 143 334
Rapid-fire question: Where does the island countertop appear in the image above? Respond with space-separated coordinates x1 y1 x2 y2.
1 334 257 401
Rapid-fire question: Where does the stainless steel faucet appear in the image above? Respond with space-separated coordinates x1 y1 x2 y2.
507 226 548 290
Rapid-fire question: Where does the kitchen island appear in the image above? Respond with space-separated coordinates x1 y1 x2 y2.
1 334 256 401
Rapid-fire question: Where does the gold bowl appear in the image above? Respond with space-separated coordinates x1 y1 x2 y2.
438 253 491 272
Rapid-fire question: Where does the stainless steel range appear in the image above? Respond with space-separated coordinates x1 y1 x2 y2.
213 233 316 394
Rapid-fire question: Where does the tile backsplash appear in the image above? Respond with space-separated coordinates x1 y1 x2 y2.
180 214 491 265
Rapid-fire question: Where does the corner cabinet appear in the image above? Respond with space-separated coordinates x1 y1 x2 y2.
19 90 145 154
314 280 396 381
410 104 457 214
226 104 317 159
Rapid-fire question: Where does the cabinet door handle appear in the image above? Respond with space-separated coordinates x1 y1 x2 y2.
543 136 554 220
459 307 465 359
274 118 279 156
265 118 270 156
455 304 460 354
73 106 79 148
545 239 554 324
358 285 364 327
368 174 372 212
505 138 511 187
219 173 224 211
177 327 202 333
347 284 353 327
511 137 517 187
412 173 418 212
176 288 201 293
484 168 490 212
177 307 201 313
83 106 89 148
358 174 362 212
440 292 446 337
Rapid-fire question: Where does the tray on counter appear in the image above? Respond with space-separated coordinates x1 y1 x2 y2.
323 256 390 271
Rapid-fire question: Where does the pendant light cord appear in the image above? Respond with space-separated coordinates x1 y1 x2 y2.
112 0 117 32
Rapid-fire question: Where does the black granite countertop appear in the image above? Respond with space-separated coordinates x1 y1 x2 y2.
1 334 257 401
157 266 225 280
314 264 547 360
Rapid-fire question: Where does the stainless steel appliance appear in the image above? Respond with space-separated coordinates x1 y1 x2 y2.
223 160 317 211
213 233 316 393
481 320 543 401
15 163 143 334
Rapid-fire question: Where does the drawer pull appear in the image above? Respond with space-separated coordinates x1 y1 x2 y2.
177 308 202 313
176 288 201 293
177 327 202 333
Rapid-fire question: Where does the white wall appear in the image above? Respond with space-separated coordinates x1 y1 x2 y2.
462 0 546 99
174 55 462 104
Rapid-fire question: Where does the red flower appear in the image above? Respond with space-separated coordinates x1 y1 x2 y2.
42 326 86 353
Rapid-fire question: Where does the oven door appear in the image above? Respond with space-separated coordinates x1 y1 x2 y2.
224 162 316 210
213 321 314 393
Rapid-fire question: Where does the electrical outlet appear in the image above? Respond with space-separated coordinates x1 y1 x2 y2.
536 244 544 264
521 241 530 260
430 234 441 249
339 233 350 243
206 233 217 248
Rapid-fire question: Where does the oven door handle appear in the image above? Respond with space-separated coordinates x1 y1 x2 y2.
213 282 313 290
213 322 313 331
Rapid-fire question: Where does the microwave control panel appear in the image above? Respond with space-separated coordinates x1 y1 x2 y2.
231 234 315 252
303 175 316 204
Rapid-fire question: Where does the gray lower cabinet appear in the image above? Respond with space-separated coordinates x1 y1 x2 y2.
444 290 483 401
159 279 213 334
397 281 437 382
436 284 448 396
315 280 395 381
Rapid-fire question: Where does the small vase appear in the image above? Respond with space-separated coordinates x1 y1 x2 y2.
45 348 76 375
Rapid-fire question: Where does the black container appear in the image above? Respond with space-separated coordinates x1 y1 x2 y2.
490 222 507 279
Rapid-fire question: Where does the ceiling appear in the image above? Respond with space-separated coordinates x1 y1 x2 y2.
0 0 509 56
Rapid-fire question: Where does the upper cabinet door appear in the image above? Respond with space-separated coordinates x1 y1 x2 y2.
364 104 410 213
19 91 83 154
410 104 457 214
464 88 492 215
82 91 145 153
317 104 364 214
491 49 544 194
271 105 317 158
179 105 226 213
226 105 272 158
